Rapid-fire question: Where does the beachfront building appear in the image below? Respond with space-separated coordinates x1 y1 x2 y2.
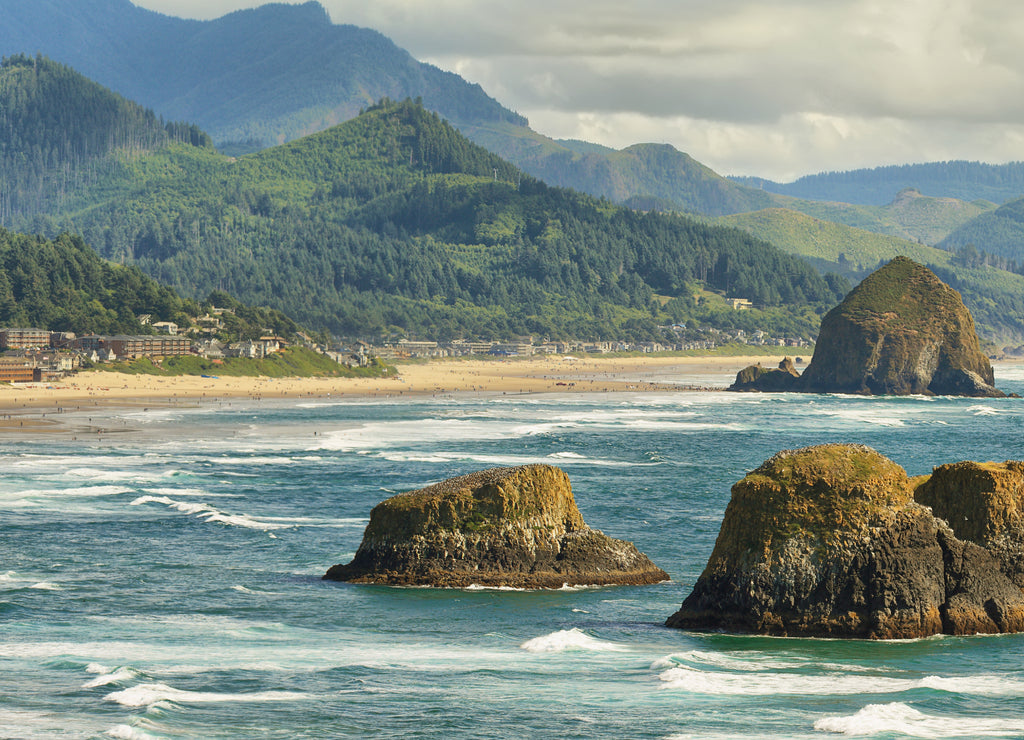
0 358 36 382
0 328 51 350
74 335 192 360
107 335 191 359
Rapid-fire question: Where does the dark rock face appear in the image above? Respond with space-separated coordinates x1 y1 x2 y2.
728 357 800 392
730 258 1006 397
666 445 1024 638
916 460 1024 590
324 464 668 588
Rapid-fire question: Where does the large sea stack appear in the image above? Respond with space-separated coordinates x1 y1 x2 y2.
324 465 668 588
666 444 1024 638
730 257 1006 396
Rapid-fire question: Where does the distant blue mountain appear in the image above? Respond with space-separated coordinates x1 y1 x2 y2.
0 0 525 152
731 161 1024 206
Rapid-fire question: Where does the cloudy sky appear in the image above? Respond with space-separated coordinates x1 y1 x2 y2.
133 0 1024 181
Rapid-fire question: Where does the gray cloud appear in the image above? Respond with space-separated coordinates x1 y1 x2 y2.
136 0 1024 179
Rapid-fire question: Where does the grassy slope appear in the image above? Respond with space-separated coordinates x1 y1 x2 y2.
714 207 1024 344
101 347 392 378
461 123 993 244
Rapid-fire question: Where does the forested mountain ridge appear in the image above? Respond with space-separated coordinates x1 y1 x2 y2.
5 76 844 340
0 0 1006 245
732 160 1024 207
0 54 211 222
0 0 525 153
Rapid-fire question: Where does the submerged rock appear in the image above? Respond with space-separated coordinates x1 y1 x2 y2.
730 257 1007 397
324 464 668 588
666 444 1024 638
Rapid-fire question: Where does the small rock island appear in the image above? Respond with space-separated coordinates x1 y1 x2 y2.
730 257 1007 396
324 464 668 588
666 444 1024 638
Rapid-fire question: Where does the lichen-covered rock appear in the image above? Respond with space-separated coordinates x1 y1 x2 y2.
915 460 1024 589
730 258 1007 397
666 445 1024 638
324 465 668 588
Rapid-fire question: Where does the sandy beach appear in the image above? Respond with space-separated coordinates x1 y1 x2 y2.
0 354 790 428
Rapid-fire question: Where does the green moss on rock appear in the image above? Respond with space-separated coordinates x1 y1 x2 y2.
915 460 1024 588
324 465 668 588
729 258 1007 396
667 444 1024 638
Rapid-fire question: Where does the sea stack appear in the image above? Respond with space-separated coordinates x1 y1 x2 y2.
729 257 1006 396
666 444 1024 638
324 464 668 588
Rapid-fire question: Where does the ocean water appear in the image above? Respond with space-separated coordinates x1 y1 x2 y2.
3 365 1024 739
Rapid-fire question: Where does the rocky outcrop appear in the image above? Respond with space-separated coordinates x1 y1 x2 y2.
728 357 800 392
916 460 1024 589
324 464 668 588
730 258 1007 397
666 445 1024 638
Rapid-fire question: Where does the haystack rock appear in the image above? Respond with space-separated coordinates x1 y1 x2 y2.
324 464 668 588
666 444 1024 638
729 257 1007 396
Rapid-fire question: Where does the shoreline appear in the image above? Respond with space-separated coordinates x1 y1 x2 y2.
0 354 788 420
2 354 1019 436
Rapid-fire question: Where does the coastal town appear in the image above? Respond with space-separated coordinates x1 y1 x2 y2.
0 317 812 384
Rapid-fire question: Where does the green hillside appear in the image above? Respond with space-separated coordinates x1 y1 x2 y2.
0 53 211 221
460 122 780 216
786 188 996 246
0 227 302 341
3 63 843 341
715 207 1024 343
463 122 990 244
939 197 1024 263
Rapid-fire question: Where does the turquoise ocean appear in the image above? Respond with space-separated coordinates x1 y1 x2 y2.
4 363 1024 739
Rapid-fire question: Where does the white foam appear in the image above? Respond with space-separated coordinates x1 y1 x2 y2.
2 485 133 501
658 665 901 696
372 450 655 467
968 405 1000 416
919 674 1024 696
813 702 1024 737
811 408 907 427
129 495 292 531
653 651 875 674
29 581 61 590
519 628 626 653
62 467 181 483
658 663 1024 697
83 666 140 688
104 682 308 707
106 726 162 740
